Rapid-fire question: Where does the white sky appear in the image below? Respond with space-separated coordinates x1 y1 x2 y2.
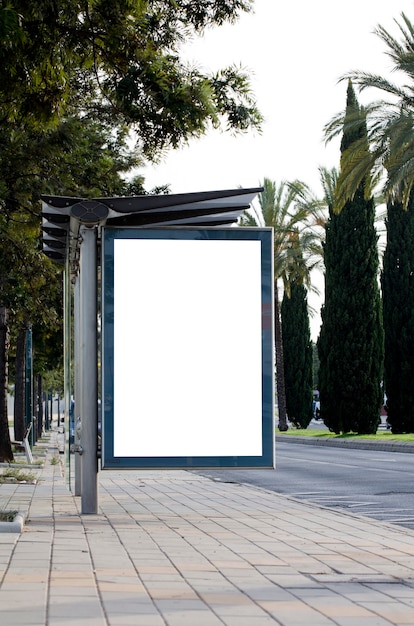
141 0 414 339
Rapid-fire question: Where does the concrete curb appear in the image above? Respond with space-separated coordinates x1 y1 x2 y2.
0 511 25 533
276 434 414 453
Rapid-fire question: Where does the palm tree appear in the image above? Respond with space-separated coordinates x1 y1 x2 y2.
239 178 323 431
324 13 414 211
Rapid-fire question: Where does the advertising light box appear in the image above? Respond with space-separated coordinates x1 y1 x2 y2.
101 228 274 469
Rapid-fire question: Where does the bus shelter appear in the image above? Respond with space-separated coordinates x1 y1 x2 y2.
41 188 274 514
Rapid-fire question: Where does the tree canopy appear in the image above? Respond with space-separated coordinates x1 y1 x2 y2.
0 0 263 461
324 12 414 211
0 1 261 157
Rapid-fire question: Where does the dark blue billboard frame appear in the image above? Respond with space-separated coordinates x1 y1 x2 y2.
101 227 274 469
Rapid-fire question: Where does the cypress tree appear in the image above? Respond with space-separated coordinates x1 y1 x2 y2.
281 282 313 428
312 342 320 390
318 82 383 434
382 198 414 432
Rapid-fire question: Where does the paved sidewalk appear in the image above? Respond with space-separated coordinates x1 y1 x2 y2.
1 433 414 625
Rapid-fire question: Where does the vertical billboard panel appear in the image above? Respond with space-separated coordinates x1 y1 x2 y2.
102 228 274 469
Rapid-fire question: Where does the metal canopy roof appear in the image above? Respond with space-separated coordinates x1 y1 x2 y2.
41 187 263 266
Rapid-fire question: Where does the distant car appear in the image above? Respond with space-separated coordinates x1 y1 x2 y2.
312 390 320 418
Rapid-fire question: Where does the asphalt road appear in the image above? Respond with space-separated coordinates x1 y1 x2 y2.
194 439 414 531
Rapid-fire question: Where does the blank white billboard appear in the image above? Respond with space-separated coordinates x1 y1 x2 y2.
102 228 274 469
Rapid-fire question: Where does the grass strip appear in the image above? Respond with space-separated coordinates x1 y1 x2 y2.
277 429 414 443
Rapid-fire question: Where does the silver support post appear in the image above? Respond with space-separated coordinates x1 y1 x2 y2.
80 226 98 514
63 253 71 486
73 275 82 496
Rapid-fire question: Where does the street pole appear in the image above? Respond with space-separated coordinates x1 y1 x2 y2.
73 275 82 496
25 324 33 447
63 253 71 487
80 225 98 514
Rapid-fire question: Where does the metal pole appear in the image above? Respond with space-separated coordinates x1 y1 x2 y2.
63 255 71 487
80 226 98 514
25 324 33 447
73 275 82 496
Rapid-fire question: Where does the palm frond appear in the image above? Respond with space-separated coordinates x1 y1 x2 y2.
325 12 414 210
343 70 413 105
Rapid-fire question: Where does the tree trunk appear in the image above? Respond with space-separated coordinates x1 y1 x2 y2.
44 391 49 430
49 393 53 429
0 306 13 462
33 374 38 443
274 284 288 431
14 328 26 441
37 375 43 438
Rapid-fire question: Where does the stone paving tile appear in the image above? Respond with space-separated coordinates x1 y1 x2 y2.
49 587 100 598
0 610 47 625
47 596 105 622
369 583 414 597
154 607 224 626
144 583 199 600
220 617 281 626
375 564 414 578
48 617 106 626
269 574 322 587
361 602 414 624
107 616 165 626
320 582 393 603
258 599 336 625
0 587 47 604
306 594 381 619
332 619 394 626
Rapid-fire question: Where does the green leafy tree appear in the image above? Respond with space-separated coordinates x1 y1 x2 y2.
0 116 138 460
0 210 63 459
382 198 414 432
0 1 261 153
318 82 384 434
240 179 321 431
281 281 313 428
0 1 263 460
